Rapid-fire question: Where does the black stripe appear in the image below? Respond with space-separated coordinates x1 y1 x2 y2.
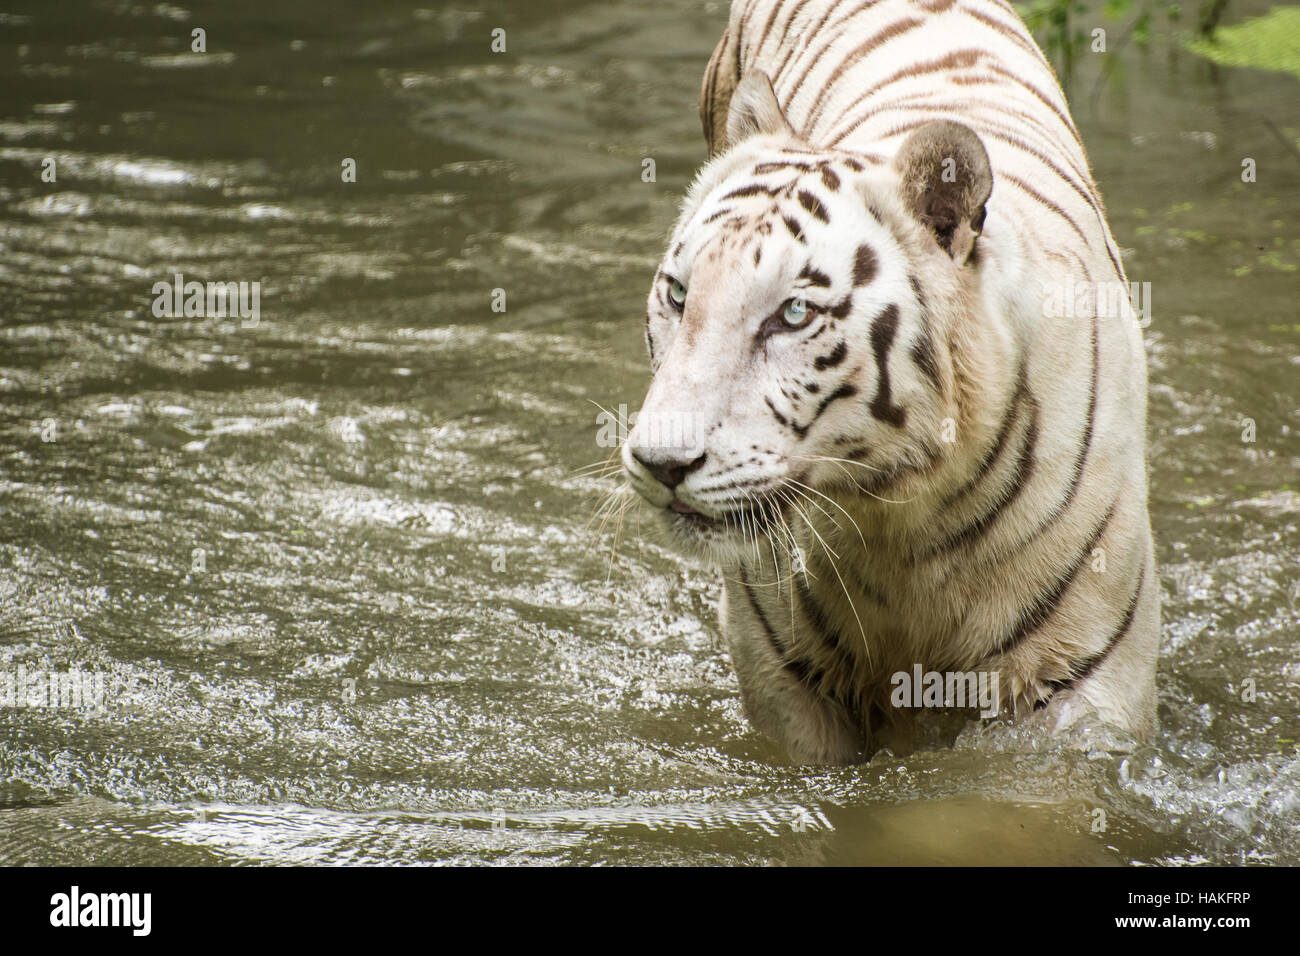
837 99 1097 212
1047 562 1145 691
799 264 832 287
797 189 830 223
734 6 756 65
754 160 814 175
721 183 773 201
910 331 941 392
692 475 770 495
793 381 858 438
802 547 887 626
1001 172 1091 247
839 555 890 610
739 567 824 691
777 0 879 102
940 362 1026 510
754 0 809 64
782 215 807 242
764 395 790 427
795 573 850 654
856 450 937 497
1007 316 1098 551
988 497 1118 658
978 122 1100 216
827 48 986 145
1108 248 1125 285
702 26 729 154
813 340 847 370
827 293 854 319
961 5 1052 71
985 62 1083 149
908 274 926 310
801 16 927 137
853 244 878 286
927 388 1038 556
868 304 906 428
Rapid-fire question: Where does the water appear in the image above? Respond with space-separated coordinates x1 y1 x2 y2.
1 0 1297 865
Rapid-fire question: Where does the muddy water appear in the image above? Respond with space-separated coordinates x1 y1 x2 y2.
0 0 1297 865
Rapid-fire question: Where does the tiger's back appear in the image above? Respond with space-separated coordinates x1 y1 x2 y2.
624 0 1159 763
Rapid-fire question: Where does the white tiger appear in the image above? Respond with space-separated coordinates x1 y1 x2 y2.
622 0 1159 764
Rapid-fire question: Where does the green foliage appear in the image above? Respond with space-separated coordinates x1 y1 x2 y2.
1134 11 1153 47
1015 0 1234 61
1185 7 1300 80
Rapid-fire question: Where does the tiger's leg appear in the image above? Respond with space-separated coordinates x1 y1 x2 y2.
721 578 865 765
1059 544 1162 739
1032 540 1161 740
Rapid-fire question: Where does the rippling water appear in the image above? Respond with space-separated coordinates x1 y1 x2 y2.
1 0 1297 865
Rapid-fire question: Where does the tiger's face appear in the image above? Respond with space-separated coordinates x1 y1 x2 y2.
624 141 941 560
621 74 990 562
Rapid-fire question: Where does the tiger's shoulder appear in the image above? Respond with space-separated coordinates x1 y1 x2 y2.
702 0 1126 286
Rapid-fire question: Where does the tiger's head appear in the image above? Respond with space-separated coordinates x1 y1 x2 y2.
623 71 995 561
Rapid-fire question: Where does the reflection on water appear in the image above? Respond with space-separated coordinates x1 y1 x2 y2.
1 0 1297 865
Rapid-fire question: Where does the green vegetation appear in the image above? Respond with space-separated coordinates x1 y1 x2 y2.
1013 0 1277 68
1185 7 1300 80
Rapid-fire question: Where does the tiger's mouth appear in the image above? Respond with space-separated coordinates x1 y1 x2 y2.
620 446 805 556
661 491 783 543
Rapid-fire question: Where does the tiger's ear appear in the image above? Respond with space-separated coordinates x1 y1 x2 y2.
892 121 992 264
725 71 796 149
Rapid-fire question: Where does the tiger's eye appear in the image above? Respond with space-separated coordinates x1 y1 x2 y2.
782 298 811 327
668 279 687 309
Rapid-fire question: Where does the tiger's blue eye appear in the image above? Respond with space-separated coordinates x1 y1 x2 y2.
668 279 687 309
782 298 811 327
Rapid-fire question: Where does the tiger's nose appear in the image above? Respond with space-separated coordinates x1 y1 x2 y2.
632 450 707 490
